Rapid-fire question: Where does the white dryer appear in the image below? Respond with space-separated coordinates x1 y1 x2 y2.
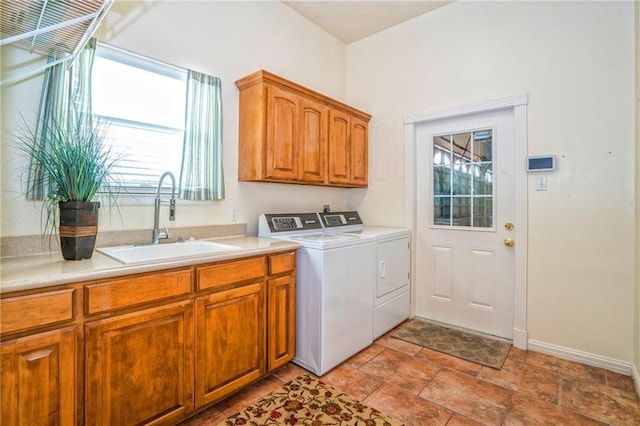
340 224 411 338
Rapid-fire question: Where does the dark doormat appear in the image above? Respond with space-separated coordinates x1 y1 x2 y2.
391 319 512 369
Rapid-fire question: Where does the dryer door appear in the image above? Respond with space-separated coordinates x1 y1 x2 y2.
376 236 410 299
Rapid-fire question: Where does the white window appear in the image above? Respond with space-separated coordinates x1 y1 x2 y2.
92 44 187 194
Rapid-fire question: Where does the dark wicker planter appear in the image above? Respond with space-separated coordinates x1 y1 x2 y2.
59 201 100 261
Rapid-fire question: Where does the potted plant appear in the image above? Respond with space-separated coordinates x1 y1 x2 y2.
15 116 121 260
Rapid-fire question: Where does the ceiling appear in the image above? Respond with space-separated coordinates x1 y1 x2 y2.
282 1 453 44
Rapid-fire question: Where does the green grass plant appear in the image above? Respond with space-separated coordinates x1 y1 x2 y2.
14 115 122 242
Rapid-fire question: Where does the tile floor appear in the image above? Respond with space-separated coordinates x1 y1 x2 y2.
181 327 640 425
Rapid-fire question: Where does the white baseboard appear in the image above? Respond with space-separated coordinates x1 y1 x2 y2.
512 327 527 349
527 339 633 376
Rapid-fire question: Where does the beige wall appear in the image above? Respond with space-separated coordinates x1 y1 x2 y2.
0 1 351 237
346 1 636 363
1 0 637 376
635 0 640 388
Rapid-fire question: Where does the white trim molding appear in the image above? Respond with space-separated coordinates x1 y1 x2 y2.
528 340 635 377
404 94 529 125
404 94 529 349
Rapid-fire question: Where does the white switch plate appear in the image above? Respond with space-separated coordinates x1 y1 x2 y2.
230 206 238 221
535 176 548 191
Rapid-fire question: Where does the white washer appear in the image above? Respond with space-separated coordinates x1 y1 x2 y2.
342 226 411 338
259 212 375 376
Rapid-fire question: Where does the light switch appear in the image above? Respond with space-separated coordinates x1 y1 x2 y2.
535 176 548 191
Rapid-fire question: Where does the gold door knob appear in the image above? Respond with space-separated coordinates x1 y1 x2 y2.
504 238 515 248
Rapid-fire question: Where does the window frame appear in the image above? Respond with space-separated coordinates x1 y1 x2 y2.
92 42 188 198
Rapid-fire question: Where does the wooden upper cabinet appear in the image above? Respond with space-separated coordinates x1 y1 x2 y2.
328 109 351 185
299 99 328 183
350 116 369 186
266 85 299 181
236 70 370 187
328 109 369 186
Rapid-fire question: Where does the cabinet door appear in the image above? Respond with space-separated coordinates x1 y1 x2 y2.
195 282 266 408
299 99 327 183
328 109 351 185
266 85 299 181
268 274 296 371
1 327 76 426
350 116 369 186
85 301 194 426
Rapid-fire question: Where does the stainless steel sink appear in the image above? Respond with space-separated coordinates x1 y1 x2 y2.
97 240 242 264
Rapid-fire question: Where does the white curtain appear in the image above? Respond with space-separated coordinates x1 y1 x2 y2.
27 39 97 200
179 70 224 200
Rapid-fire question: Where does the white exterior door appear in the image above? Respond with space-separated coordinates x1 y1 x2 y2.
414 108 515 339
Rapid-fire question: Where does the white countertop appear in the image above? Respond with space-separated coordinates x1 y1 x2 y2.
1 236 299 294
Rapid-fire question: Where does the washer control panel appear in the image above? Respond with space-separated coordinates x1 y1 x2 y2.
263 213 323 233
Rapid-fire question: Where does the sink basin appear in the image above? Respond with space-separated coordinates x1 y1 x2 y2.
97 240 242 264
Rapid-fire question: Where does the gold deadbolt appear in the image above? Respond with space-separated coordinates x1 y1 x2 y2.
504 222 514 231
504 238 515 248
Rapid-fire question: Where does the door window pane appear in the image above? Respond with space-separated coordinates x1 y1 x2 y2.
452 197 471 226
473 163 493 195
434 196 451 225
453 161 471 195
433 166 451 196
473 196 493 227
432 129 494 229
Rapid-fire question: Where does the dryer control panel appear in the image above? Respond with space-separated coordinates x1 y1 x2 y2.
318 211 363 229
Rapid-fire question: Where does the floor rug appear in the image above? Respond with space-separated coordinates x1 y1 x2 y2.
216 374 405 425
391 319 511 369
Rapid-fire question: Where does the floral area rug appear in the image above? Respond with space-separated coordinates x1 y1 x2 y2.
392 319 511 369
216 374 404 425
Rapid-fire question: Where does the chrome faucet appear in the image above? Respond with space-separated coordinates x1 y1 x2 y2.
152 171 176 244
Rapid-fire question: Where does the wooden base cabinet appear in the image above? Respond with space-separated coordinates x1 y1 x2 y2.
236 70 370 187
195 282 266 408
268 274 296 370
85 301 194 426
267 251 296 370
1 327 76 426
1 249 297 426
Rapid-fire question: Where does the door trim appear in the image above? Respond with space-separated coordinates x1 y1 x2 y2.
404 94 529 349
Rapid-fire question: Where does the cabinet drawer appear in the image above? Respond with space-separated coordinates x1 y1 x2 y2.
1 289 75 334
198 257 266 291
269 252 295 275
85 270 192 315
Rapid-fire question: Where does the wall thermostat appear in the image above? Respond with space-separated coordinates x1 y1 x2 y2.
527 155 556 172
